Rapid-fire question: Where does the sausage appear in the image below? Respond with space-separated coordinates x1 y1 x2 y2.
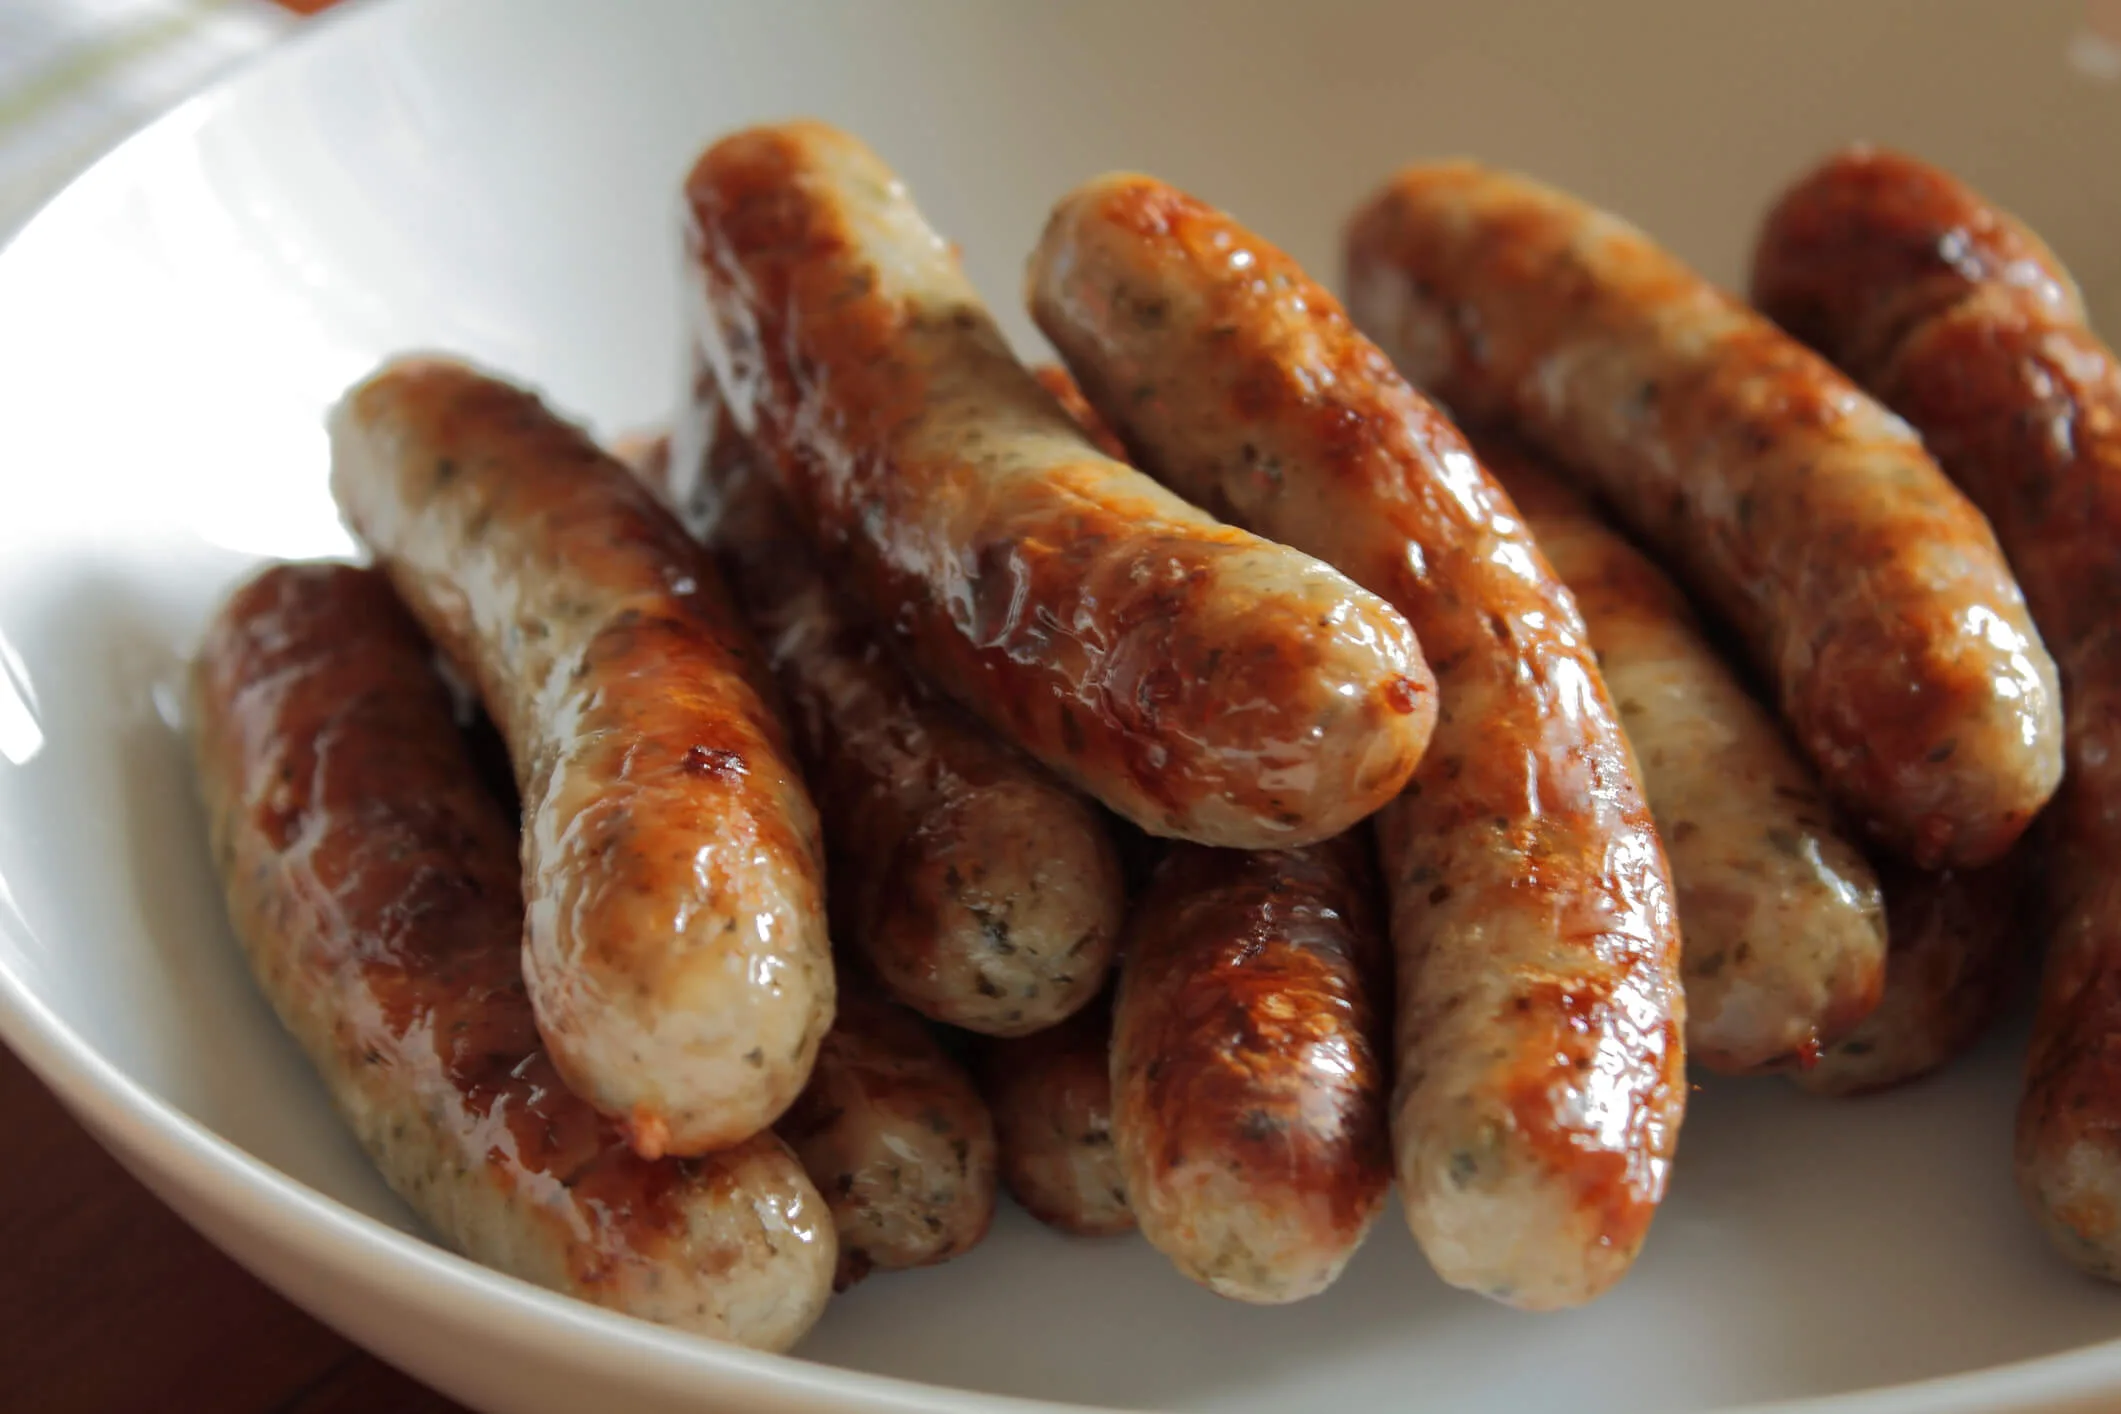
681 120 1438 850
626 405 1125 1036
329 356 832 1159
775 992 997 1289
978 1001 1133 1237
1031 363 1131 461
1109 837 1389 1303
1749 146 2083 387
188 562 835 1349
1794 858 2020 1096
1475 436 1888 1073
1748 147 2121 1267
1345 161 2064 871
2024 868 2121 1276
1029 174 1684 1309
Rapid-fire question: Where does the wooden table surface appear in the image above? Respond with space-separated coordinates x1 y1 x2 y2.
2 1043 465 1414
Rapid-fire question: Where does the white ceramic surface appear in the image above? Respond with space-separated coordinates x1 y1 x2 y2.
4 2 2121 1410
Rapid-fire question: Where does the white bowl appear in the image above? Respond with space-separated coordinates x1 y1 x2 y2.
4 1 2121 1410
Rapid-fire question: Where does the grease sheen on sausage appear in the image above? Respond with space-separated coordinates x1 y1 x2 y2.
979 1002 1133 1237
1750 147 2121 1266
1477 437 1887 1074
681 120 1438 850
1110 837 1390 1303
329 356 832 1158
631 410 1125 1037
1030 173 1685 1309
189 562 835 1348
1346 161 2062 871
775 992 997 1288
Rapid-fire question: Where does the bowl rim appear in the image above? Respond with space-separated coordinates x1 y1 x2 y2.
0 931 1081 1414
2 3 2120 1410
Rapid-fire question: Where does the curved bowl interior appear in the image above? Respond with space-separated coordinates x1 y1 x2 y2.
2 1 2120 1410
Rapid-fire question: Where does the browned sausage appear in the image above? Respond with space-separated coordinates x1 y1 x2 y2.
681 120 1438 850
1475 436 1888 1073
1029 174 1684 1309
1031 363 1130 460
626 403 1125 1037
1346 161 2063 871
565 462 1013 1275
1750 146 2082 387
775 992 997 1288
1109 837 1389 1303
329 356 832 1159
188 562 835 1348
1750 147 2121 1268
1794 858 2020 1096
978 1001 1133 1237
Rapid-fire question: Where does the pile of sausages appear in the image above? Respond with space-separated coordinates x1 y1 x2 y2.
187 120 2121 1354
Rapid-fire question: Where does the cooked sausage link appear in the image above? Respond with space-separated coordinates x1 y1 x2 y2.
1749 145 2083 386
329 357 833 1159
1751 146 2121 1269
681 120 1438 850
1794 858 2020 1096
978 1002 1133 1236
775 993 997 1288
189 562 835 1349
625 405 1124 1037
1031 363 1131 461
1030 173 1684 1309
2023 866 2121 1274
1347 161 2063 870
1110 836 1390 1303
1477 436 1887 1074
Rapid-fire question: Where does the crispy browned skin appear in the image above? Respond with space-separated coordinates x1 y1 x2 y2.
329 357 831 1159
1477 436 1888 1074
623 411 1125 1037
1348 161 2063 870
681 121 1438 850
1030 174 1684 1309
1110 836 1389 1303
1795 858 2020 1096
188 562 835 1349
1752 147 2121 1268
978 1001 1133 1236
775 992 997 1289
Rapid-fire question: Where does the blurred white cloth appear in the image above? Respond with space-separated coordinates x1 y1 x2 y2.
0 0 293 237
